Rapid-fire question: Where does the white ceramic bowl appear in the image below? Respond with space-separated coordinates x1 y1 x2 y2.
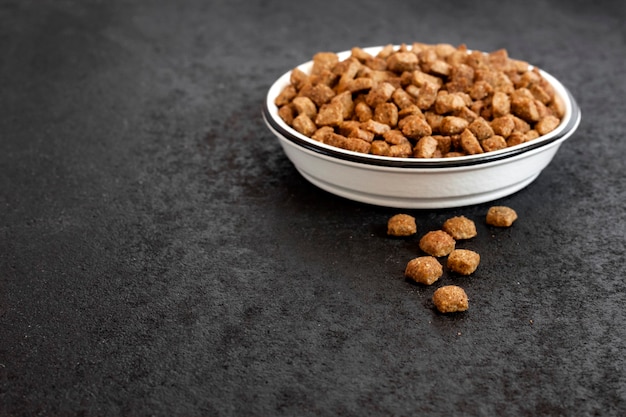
263 46 581 208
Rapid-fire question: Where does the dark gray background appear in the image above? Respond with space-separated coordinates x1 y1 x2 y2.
1 0 625 416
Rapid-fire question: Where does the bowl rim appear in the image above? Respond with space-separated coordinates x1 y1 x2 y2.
263 45 581 168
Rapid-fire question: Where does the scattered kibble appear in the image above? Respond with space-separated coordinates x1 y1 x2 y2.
386 205 518 314
387 213 417 236
405 256 443 285
432 285 469 313
442 215 477 240
486 205 518 227
447 249 481 275
419 230 456 257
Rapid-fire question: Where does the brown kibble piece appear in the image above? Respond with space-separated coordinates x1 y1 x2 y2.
337 120 360 134
292 114 317 136
311 126 334 142
374 102 399 127
449 62 474 82
439 116 469 135
429 60 452 77
343 77 375 93
424 112 444 133
353 128 376 143
331 91 354 119
332 134 371 153
405 256 443 285
351 47 373 63
390 142 413 157
432 285 469 313
412 69 443 87
471 100 486 118
491 115 515 138
442 216 477 240
511 95 540 123
525 130 540 141
361 119 391 136
313 68 338 87
453 106 478 123
315 102 344 127
486 206 518 227
535 100 551 120
511 115 531 134
377 44 396 59
481 135 507 152
413 136 439 158
446 47 470 66
415 81 440 110
469 80 493 100
275 85 297 107
339 121 375 143
383 129 409 145
335 57 361 80
506 131 526 147
387 214 417 236
289 67 309 90
305 84 336 107
435 93 467 114
370 140 391 156
517 70 541 89
432 135 452 154
549 94 566 118
535 115 561 135
491 91 511 118
387 52 419 73
418 48 437 70
277 104 294 125
311 52 339 76
460 129 484 155
468 117 495 140
530 84 552 104
445 151 465 158
401 115 432 139
398 104 424 120
487 70 514 94
419 230 455 257
292 96 317 119
368 70 400 85
447 249 480 275
366 82 396 108
392 88 415 110
354 101 373 122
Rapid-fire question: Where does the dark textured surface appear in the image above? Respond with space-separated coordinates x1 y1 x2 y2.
1 0 625 416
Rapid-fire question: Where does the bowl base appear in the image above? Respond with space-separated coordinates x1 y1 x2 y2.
297 168 541 209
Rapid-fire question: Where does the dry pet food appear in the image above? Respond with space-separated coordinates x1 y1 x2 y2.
447 249 481 275
405 256 443 285
419 230 456 257
486 206 518 227
381 207 523 314
276 42 564 158
387 214 417 236
442 215 477 240
432 285 469 313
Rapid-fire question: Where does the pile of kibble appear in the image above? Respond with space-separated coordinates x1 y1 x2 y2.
275 42 564 158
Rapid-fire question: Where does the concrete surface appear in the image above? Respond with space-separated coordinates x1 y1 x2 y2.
1 0 625 415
